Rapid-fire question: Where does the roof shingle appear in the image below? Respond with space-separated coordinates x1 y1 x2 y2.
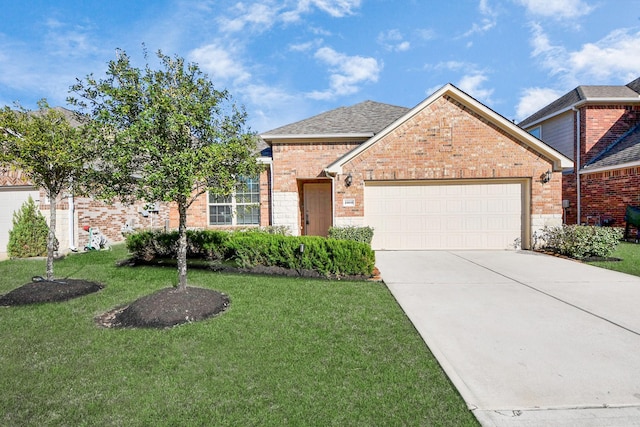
261 100 410 137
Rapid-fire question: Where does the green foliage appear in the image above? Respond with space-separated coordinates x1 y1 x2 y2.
69 49 260 289
539 225 624 259
328 226 374 244
0 100 89 278
126 230 376 277
7 196 50 258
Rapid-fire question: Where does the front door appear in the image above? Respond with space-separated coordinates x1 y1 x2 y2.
303 182 332 236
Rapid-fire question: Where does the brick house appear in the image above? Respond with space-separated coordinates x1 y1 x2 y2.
519 77 640 226
183 84 571 250
0 84 572 255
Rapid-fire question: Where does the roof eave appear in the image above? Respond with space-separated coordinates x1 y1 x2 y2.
522 97 640 129
261 132 374 144
580 160 640 174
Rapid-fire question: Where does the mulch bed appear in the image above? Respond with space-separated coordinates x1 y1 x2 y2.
95 287 229 329
0 278 103 306
1 260 376 330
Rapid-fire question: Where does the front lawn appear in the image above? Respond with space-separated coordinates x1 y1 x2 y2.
0 245 477 426
588 241 640 277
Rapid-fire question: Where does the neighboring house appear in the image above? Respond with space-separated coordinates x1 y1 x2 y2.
0 107 171 257
519 77 640 226
184 84 572 250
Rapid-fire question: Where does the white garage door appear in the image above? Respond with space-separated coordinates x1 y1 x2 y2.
364 181 524 250
0 187 40 256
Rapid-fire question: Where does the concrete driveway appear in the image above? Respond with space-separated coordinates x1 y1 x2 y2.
376 250 640 427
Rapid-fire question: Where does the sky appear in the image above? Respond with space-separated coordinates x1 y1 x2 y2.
1 0 640 133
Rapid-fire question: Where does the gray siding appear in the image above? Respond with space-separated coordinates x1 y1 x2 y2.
538 111 574 161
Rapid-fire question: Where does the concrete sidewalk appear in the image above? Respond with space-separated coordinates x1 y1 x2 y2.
376 250 640 426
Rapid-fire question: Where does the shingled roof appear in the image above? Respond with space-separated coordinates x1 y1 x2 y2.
583 124 640 171
261 100 410 138
519 79 640 128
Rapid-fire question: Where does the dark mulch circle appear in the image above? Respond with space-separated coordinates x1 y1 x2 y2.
0 278 104 306
96 287 230 329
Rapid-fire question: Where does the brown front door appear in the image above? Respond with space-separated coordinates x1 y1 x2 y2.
303 182 332 236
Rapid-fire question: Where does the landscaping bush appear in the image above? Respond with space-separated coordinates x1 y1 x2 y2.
125 229 230 261
539 225 624 259
7 196 51 258
328 226 374 244
125 229 375 277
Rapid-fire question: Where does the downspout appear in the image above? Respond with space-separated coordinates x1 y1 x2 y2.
68 188 76 251
325 169 337 228
269 162 274 226
573 106 581 224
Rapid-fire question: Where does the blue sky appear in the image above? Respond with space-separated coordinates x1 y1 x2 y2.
1 0 639 133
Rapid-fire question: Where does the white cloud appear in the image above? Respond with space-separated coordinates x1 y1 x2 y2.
219 0 362 32
44 19 100 58
283 0 362 21
530 24 640 85
377 29 410 52
457 73 494 104
515 87 563 121
189 43 251 84
289 39 323 52
460 0 497 38
568 29 640 82
218 2 279 33
307 47 381 100
514 0 594 19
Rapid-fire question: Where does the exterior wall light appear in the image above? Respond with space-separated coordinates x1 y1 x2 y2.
345 172 353 187
541 170 552 184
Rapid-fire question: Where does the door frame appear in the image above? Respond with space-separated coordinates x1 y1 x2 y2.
299 179 333 236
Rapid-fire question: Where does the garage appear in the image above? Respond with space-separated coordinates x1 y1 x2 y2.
364 180 526 250
0 187 40 256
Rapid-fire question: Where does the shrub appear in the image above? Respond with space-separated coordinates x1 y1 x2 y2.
539 225 624 259
125 229 375 277
7 196 50 258
328 226 374 245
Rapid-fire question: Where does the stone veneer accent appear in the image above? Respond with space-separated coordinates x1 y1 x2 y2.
271 191 299 235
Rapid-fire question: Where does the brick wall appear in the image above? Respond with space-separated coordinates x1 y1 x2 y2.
75 197 170 247
337 95 561 219
581 105 640 166
580 167 640 227
562 172 577 224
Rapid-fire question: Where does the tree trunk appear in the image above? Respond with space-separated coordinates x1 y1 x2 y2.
176 201 188 291
46 194 57 281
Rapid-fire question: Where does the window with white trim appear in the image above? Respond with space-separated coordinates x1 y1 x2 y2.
208 177 260 225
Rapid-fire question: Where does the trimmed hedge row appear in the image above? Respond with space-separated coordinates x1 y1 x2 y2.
126 229 375 277
538 225 624 259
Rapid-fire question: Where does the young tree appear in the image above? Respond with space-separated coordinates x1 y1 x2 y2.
0 100 87 280
69 50 259 291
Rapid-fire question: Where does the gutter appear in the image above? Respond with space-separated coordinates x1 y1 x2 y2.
522 97 640 129
573 106 581 224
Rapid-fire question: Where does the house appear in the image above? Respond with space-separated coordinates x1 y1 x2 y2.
1 84 573 256
0 107 172 257
183 83 572 250
519 77 640 226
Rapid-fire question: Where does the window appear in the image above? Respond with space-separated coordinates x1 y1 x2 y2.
528 126 541 139
209 177 260 225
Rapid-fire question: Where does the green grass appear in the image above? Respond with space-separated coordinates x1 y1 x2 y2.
0 245 477 426
589 241 640 277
